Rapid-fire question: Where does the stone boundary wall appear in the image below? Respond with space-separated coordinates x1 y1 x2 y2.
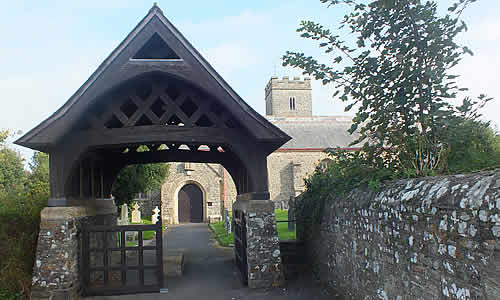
297 171 499 299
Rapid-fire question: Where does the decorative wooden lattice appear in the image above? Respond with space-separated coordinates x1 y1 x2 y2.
91 81 242 130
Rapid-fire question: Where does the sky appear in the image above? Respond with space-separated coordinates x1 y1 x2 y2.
1 0 499 162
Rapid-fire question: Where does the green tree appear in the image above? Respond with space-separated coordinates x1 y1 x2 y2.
283 0 489 176
439 97 500 173
0 131 25 195
26 152 50 199
112 163 169 206
0 131 8 190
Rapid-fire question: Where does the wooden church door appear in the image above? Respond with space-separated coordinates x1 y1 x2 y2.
178 184 203 223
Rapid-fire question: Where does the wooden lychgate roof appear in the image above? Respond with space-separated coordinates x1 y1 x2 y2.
15 4 290 152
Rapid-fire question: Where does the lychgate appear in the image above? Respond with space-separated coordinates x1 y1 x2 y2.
16 4 290 299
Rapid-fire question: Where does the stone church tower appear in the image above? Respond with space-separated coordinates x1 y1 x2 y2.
265 76 312 117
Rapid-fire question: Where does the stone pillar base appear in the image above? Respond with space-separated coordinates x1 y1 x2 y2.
233 198 283 289
31 207 90 299
31 200 116 299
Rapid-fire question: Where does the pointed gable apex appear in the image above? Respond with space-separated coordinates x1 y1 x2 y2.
133 32 180 59
16 4 290 151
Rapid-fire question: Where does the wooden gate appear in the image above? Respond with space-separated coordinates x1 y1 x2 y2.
81 223 164 296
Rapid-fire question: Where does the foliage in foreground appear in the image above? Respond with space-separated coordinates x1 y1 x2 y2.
0 131 49 299
283 0 493 177
285 0 499 228
0 193 47 299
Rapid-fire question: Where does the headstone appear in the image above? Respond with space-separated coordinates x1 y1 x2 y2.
152 206 160 224
131 202 142 223
117 204 129 225
288 196 295 232
223 208 232 234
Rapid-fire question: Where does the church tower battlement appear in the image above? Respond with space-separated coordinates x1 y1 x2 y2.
265 76 312 117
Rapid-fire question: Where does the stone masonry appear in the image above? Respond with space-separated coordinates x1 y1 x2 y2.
162 162 237 224
161 152 327 224
267 150 329 208
233 198 283 288
265 76 312 117
297 171 500 299
31 200 116 299
31 207 89 299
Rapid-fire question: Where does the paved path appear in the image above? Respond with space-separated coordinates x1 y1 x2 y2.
88 223 332 300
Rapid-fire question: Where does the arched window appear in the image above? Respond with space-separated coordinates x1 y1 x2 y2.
289 97 296 110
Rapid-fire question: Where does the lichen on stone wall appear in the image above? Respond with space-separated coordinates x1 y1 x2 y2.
298 170 500 300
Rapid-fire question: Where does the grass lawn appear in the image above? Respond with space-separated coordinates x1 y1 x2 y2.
124 217 159 246
275 209 296 240
210 209 296 247
210 221 234 247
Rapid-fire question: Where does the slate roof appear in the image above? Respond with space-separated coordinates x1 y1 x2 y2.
266 116 361 149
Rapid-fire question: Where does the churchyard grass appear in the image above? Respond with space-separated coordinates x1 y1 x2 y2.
140 218 155 240
211 209 296 247
275 209 296 240
124 217 157 247
210 221 234 247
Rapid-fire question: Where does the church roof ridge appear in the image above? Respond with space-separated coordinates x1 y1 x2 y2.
266 115 354 122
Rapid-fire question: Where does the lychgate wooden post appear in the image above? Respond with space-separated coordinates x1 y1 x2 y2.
16 4 290 298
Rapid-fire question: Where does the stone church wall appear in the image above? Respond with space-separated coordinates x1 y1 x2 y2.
297 171 500 299
161 162 236 224
267 150 329 209
160 151 328 222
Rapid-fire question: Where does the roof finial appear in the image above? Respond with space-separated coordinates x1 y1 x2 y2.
150 2 163 14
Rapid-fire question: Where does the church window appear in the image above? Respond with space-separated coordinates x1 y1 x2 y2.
290 97 296 110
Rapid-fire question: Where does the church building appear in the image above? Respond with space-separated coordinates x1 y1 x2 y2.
160 76 359 224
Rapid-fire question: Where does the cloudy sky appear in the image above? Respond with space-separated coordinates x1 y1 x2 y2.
1 0 498 161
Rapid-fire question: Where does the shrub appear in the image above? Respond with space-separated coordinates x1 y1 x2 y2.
0 192 47 299
0 141 49 299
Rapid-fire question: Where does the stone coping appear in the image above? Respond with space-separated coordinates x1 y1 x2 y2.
40 206 95 221
233 199 275 213
42 198 117 220
236 192 270 201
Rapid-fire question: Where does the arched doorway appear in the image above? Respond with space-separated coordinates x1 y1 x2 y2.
178 184 203 223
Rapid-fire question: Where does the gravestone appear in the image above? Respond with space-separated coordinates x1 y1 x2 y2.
288 196 295 232
152 206 160 224
223 208 232 234
117 204 129 225
131 202 142 223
